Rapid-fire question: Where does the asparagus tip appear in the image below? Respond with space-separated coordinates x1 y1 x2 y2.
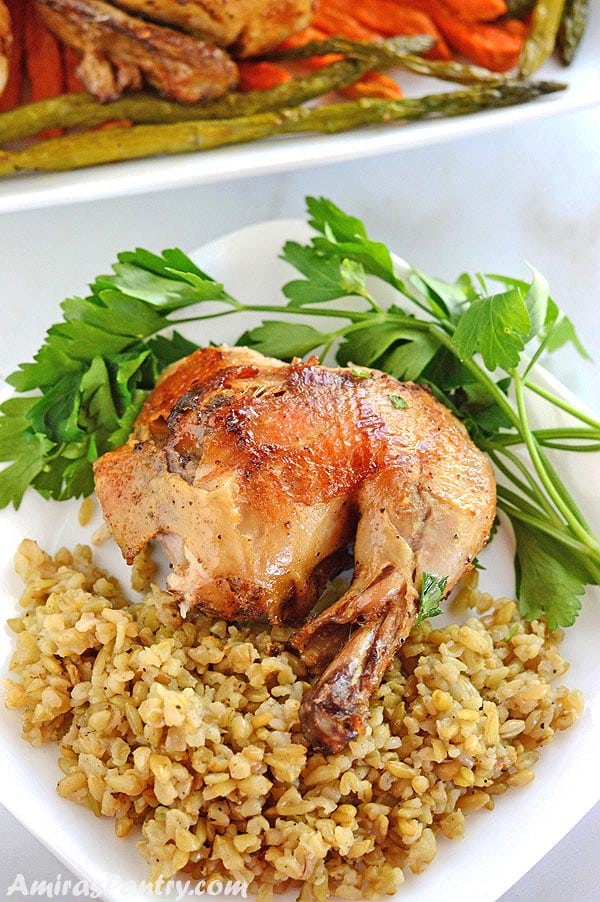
533 80 569 94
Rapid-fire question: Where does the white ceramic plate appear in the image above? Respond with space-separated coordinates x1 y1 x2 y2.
1 220 599 902
1 7 600 215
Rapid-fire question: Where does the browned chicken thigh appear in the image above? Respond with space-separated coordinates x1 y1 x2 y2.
94 346 496 751
36 0 239 102
35 0 313 102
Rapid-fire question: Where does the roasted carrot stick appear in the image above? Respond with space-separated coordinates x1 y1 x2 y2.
397 0 524 70
313 6 384 41
327 0 452 60
340 70 403 99
302 52 344 71
434 7 525 70
438 0 508 21
24 0 65 136
0 0 25 111
63 45 84 94
237 61 292 92
502 17 529 39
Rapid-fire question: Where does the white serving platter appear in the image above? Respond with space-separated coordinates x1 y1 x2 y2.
0 220 599 902
0 6 599 214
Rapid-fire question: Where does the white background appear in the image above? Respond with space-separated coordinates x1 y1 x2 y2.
1 104 599 900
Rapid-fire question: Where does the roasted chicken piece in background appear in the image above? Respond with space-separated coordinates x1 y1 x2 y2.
109 0 314 57
94 346 496 752
0 0 11 97
36 0 239 102
36 0 313 102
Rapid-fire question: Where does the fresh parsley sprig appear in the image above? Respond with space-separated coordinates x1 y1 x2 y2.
0 250 228 506
1 196 599 632
417 573 449 625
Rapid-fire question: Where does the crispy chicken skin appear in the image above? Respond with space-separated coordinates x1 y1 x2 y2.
36 0 239 103
94 346 496 751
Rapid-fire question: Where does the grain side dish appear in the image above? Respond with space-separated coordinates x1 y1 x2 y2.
5 539 582 900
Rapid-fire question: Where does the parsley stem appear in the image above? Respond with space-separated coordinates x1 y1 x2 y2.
497 499 581 552
540 442 600 452
491 427 600 447
359 289 384 315
243 304 369 323
512 372 600 556
170 304 374 327
397 287 439 319
168 309 239 325
524 379 600 428
496 484 551 521
498 502 600 582
521 332 556 380
489 448 559 522
536 447 593 532
536 428 600 440
318 340 335 363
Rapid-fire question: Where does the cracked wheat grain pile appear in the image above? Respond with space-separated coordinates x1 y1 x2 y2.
5 539 582 900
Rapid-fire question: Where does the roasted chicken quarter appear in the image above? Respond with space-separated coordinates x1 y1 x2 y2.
94 346 496 751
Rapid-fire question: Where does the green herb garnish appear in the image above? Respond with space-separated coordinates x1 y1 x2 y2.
0 250 227 505
502 624 520 643
389 394 408 409
2 196 599 632
417 573 449 625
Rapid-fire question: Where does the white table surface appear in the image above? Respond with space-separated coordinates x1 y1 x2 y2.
1 104 599 901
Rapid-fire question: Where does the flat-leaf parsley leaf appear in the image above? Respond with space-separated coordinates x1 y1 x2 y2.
417 573 449 625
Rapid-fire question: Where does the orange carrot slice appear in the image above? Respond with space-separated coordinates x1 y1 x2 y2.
24 0 65 136
501 17 529 39
434 6 525 70
439 0 507 22
313 6 383 41
395 0 523 70
340 70 403 99
237 61 292 92
328 0 452 60
63 45 85 94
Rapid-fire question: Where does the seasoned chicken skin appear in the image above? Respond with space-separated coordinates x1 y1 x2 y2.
94 346 496 751
36 0 239 103
36 0 313 102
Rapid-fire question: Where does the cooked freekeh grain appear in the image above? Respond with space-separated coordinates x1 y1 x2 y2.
5 540 582 900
